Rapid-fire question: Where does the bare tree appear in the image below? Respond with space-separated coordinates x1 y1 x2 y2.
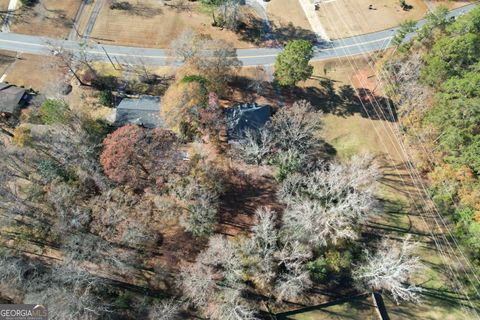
198 235 243 283
208 288 258 320
178 262 216 307
267 100 323 155
274 241 312 302
353 236 424 304
245 207 278 287
280 154 379 247
274 265 312 302
24 266 111 320
247 66 267 94
148 298 182 320
216 0 242 31
170 28 207 62
232 128 274 165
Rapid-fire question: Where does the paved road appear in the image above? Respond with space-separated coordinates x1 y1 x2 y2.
0 3 476 67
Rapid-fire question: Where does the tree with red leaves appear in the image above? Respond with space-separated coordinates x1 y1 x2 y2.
100 125 182 191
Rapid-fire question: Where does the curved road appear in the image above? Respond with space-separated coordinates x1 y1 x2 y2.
0 3 476 67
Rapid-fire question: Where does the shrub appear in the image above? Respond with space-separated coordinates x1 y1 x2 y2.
98 90 114 107
40 100 71 125
110 1 132 10
20 0 38 7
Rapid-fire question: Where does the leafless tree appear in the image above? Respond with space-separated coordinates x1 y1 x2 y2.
267 100 323 155
247 66 267 94
24 266 111 320
280 154 380 247
197 38 242 90
274 265 312 302
178 262 216 307
148 298 182 320
232 128 274 165
353 236 424 304
274 241 312 302
198 235 243 283
208 288 258 320
245 207 278 287
170 28 207 62
216 0 242 31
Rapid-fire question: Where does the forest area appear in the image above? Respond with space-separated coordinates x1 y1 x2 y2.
387 5 480 268
0 2 479 320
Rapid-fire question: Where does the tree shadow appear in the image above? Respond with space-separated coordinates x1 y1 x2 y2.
285 79 397 122
236 15 320 47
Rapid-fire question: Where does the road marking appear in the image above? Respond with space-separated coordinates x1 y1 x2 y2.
0 35 393 62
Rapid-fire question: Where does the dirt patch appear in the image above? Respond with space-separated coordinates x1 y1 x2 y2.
11 0 81 38
90 0 255 48
317 0 428 39
218 160 282 237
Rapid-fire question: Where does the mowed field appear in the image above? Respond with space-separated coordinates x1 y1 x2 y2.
0 0 9 11
317 0 428 39
267 0 313 32
2 53 64 93
90 0 255 48
11 0 82 38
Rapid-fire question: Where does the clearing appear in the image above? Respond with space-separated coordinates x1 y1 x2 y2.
89 0 256 48
317 0 428 39
10 0 81 38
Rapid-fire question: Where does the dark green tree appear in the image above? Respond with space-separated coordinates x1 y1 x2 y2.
274 40 314 87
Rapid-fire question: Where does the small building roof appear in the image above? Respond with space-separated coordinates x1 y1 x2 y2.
0 83 26 114
225 103 272 140
115 95 163 128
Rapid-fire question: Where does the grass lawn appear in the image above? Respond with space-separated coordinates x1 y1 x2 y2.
11 0 82 38
283 55 477 319
2 53 64 93
317 0 428 39
90 0 256 48
267 0 314 33
0 0 9 11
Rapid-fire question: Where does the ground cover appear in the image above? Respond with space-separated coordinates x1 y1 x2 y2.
273 54 476 319
317 0 428 39
11 0 82 38
89 0 256 48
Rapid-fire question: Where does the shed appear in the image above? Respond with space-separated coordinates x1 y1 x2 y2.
0 83 26 115
225 103 272 140
114 95 163 128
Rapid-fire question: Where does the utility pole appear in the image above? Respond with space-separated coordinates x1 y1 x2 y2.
99 43 121 70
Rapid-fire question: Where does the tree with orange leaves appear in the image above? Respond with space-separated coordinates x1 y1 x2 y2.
100 125 183 192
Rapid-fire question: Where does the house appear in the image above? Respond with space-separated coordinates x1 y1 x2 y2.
0 83 27 116
114 95 163 128
225 103 272 140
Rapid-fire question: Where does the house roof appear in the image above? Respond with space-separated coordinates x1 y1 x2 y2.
115 96 163 128
0 83 26 114
225 103 272 140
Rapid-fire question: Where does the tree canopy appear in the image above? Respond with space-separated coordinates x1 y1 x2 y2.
274 40 314 86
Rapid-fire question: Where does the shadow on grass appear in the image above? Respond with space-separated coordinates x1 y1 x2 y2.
229 76 396 124
236 15 320 46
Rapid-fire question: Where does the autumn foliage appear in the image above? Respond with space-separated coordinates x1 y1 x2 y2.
100 125 182 191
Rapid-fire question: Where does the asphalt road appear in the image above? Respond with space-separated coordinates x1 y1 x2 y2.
0 3 476 67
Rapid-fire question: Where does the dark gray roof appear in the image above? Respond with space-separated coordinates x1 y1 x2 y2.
0 83 26 114
115 96 163 128
226 103 272 140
